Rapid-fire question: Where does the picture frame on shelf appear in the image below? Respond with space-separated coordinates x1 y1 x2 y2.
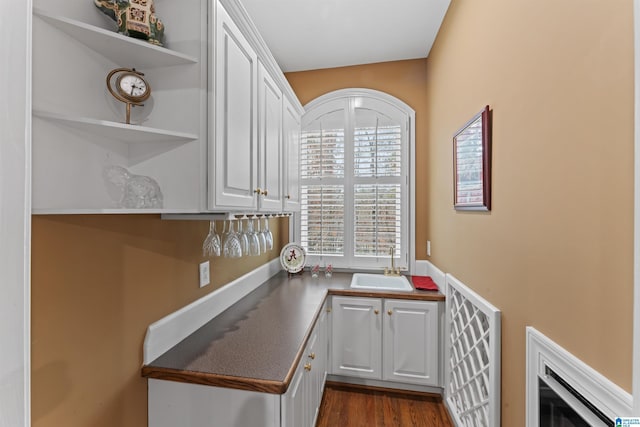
453 105 492 211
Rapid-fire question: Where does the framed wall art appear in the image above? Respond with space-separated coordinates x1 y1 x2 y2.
453 105 492 211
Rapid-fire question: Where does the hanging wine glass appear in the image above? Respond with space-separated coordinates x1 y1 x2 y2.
262 216 273 251
246 216 261 256
255 216 267 253
237 216 250 256
202 220 221 257
223 220 242 258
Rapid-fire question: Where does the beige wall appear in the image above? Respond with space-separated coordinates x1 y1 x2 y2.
424 0 634 424
31 215 285 427
287 1 635 422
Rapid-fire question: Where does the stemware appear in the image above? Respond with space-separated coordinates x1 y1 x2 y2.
223 220 242 258
246 216 261 256
261 216 274 251
255 216 267 253
202 220 221 257
237 216 250 256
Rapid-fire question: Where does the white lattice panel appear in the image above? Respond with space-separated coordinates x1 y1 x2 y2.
445 274 501 427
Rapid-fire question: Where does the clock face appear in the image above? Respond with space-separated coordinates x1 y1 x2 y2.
116 72 150 102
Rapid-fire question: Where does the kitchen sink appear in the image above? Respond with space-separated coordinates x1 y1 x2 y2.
349 273 413 291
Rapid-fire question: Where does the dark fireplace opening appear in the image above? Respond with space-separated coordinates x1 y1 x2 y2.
539 367 614 427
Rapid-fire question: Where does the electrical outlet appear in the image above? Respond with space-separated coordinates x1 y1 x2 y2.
427 240 431 257
199 261 210 288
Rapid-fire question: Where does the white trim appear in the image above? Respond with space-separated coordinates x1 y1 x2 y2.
325 374 443 395
526 327 633 426
633 0 640 414
0 0 32 426
143 258 282 364
409 105 416 274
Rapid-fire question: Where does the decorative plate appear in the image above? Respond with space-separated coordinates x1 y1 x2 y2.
280 243 306 274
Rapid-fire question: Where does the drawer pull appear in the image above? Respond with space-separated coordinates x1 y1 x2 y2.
304 363 312 372
374 309 379 315
388 310 393 316
308 352 316 360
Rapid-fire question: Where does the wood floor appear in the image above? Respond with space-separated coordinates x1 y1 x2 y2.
316 382 454 427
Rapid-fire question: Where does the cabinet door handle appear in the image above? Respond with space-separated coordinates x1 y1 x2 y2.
308 352 316 360
326 307 332 313
262 189 268 196
374 309 379 315
254 188 262 194
286 194 291 199
304 363 312 372
387 310 393 316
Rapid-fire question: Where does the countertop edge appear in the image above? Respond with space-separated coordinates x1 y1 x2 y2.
141 365 287 394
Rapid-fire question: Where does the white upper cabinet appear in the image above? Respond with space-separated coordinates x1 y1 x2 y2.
210 0 259 210
31 0 302 214
209 0 303 213
283 97 301 211
257 61 284 212
31 0 208 213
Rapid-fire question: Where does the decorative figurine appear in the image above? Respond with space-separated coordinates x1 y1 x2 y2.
94 0 165 47
324 264 333 278
103 165 163 209
311 264 320 279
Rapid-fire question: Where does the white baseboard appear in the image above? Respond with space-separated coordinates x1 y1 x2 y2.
326 374 443 395
143 258 282 364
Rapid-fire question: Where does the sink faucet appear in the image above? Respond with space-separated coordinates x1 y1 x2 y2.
384 246 401 276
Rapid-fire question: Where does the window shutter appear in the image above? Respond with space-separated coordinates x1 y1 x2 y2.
353 111 403 258
301 185 344 255
299 93 411 269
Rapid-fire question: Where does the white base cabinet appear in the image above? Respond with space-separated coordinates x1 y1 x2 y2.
331 296 382 379
283 300 329 427
149 379 281 427
383 298 439 386
332 296 440 387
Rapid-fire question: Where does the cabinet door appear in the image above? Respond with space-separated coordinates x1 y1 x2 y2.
281 359 308 427
331 296 382 379
383 299 439 386
257 62 283 211
282 97 301 211
211 0 258 209
309 301 329 426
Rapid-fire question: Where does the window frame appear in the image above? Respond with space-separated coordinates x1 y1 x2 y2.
296 88 416 272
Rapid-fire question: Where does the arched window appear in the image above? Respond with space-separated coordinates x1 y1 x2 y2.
298 89 415 270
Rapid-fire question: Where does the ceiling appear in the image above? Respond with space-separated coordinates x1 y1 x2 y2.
239 0 452 73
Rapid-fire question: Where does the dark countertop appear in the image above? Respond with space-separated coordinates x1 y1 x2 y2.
141 271 445 394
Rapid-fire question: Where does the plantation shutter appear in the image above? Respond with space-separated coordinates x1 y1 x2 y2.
300 109 346 256
300 94 410 269
353 108 403 259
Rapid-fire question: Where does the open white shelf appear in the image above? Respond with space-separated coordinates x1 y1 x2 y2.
34 110 199 143
33 7 198 68
32 208 203 215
